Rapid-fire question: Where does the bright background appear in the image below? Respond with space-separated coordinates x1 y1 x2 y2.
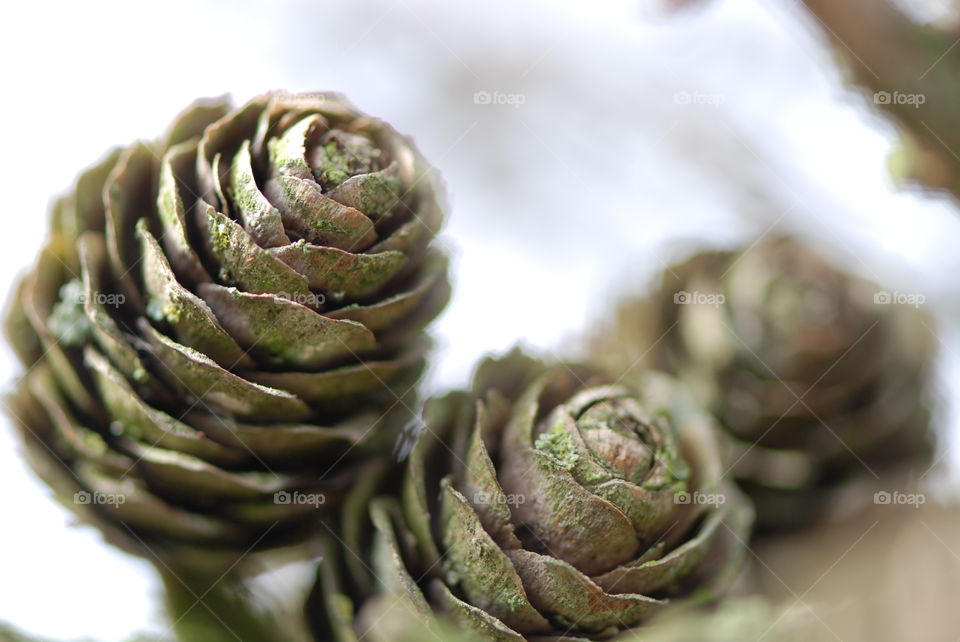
2 0 960 639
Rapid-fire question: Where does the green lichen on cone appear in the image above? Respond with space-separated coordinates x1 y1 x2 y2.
4 91 450 563
591 237 935 531
313 349 752 641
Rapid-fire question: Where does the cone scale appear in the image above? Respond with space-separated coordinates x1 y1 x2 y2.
4 91 450 567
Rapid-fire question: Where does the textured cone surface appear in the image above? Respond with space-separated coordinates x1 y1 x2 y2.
316 349 752 641
591 238 934 531
4 92 449 560
612 598 813 641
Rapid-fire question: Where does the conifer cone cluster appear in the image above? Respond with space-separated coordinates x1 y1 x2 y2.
592 238 934 530
5 92 450 563
315 350 752 641
2 89 942 642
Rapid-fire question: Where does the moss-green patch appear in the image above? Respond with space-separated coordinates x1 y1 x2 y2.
534 419 580 471
313 131 382 190
47 280 92 347
647 442 690 490
79 428 109 455
440 479 550 632
285 182 350 237
272 242 406 300
267 117 314 176
318 141 351 186
163 302 183 325
200 205 312 297
145 296 185 326
259 327 290 359
209 220 232 254
356 172 400 215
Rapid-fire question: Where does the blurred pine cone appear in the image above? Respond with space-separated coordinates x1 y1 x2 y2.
314 349 752 641
591 238 935 531
4 91 449 564
613 598 812 641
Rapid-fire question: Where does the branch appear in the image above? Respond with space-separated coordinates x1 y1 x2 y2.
800 0 960 196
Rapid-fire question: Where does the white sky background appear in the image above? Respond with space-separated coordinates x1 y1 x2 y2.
2 0 960 639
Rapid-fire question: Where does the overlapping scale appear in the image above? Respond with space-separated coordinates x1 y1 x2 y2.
4 91 450 560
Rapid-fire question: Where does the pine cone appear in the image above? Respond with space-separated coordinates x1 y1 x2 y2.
613 599 811 641
591 238 934 530
314 350 752 641
339 596 486 642
4 91 450 563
